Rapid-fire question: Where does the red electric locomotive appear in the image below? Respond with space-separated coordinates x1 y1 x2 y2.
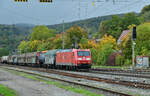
56 49 91 69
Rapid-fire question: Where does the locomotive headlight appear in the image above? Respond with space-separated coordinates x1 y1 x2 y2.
78 58 82 60
86 58 91 60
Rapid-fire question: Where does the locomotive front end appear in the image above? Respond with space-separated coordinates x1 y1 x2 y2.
76 49 91 69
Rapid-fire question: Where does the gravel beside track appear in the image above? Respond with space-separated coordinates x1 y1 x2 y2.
60 70 150 84
0 68 84 96
1 65 150 96
91 68 150 74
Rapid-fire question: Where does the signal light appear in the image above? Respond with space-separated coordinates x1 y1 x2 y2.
39 0 52 2
132 27 136 40
14 0 28 2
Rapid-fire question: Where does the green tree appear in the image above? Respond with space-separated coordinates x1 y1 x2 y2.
139 11 150 23
95 35 117 65
0 48 9 56
28 40 41 52
53 37 62 49
140 4 150 15
96 43 114 65
98 13 140 39
65 26 88 48
37 41 47 51
135 22 150 56
30 25 56 41
18 40 29 53
122 12 140 30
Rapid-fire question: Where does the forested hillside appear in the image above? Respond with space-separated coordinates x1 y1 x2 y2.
0 14 120 56
47 14 124 35
0 24 33 56
17 4 150 66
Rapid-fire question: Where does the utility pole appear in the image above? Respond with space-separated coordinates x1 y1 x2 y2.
132 40 136 71
62 20 65 49
132 26 136 71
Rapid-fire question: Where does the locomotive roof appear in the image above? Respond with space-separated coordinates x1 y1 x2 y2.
44 49 61 56
57 49 73 53
57 49 90 53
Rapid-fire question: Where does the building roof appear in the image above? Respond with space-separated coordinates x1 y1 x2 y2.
117 30 130 44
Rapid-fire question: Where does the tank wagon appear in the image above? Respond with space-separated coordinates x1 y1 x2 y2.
1 49 92 69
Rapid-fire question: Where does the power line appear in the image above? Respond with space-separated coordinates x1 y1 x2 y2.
88 0 143 18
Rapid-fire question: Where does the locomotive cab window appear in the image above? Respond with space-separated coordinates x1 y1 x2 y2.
77 51 90 56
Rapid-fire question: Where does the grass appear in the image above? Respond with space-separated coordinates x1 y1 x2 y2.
0 84 17 96
92 65 130 69
2 68 104 96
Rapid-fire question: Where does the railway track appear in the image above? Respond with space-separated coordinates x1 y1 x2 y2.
0 65 133 96
88 70 150 79
1 64 150 90
91 68 150 73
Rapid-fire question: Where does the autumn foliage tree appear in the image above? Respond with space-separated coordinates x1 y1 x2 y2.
95 35 117 65
65 26 88 48
18 26 57 53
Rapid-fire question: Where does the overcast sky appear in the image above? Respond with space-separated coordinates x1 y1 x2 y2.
0 0 150 25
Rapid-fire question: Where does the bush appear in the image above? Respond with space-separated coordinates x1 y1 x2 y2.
115 54 124 66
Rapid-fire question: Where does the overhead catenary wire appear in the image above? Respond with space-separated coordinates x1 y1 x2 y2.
0 0 149 25
88 0 145 18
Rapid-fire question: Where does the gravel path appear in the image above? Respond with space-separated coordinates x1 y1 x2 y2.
0 69 84 96
4 66 150 96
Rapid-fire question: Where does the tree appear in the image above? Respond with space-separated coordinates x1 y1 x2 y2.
98 21 109 38
122 12 140 30
53 35 62 49
98 13 140 39
98 15 123 39
18 40 29 53
30 25 56 41
79 39 97 49
96 43 114 65
140 4 150 15
37 41 47 51
135 22 150 56
65 26 88 48
0 48 9 56
28 40 41 52
97 34 117 50
139 11 150 23
95 34 117 65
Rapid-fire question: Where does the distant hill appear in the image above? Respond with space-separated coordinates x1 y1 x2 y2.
47 14 124 35
15 23 35 28
0 14 124 56
0 24 33 56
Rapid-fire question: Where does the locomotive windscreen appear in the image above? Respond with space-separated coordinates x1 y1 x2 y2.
77 51 90 56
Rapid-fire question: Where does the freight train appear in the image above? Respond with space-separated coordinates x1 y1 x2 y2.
1 49 92 69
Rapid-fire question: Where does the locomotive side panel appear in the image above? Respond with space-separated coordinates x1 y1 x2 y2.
56 49 75 66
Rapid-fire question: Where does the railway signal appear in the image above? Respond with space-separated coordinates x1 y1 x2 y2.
132 26 136 40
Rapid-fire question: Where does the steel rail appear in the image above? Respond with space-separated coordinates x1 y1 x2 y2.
1 64 150 89
1 66 132 96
